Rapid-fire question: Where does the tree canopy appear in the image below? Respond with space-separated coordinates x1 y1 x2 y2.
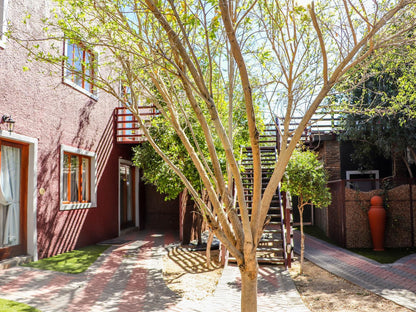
338 46 416 177
282 150 331 209
282 149 331 274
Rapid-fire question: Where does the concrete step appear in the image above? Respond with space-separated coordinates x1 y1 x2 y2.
0 255 32 270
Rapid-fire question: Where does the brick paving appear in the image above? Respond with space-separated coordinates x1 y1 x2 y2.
294 231 416 311
0 230 309 312
4 229 415 311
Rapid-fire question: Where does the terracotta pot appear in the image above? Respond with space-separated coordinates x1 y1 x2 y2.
368 195 386 251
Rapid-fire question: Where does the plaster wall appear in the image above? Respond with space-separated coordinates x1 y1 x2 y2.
0 0 133 258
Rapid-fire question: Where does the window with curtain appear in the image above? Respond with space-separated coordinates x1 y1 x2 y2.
0 144 21 248
62 152 91 204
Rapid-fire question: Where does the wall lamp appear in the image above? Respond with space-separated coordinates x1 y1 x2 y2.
1 115 15 133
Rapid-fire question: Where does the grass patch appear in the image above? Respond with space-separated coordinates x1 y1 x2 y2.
21 245 109 274
298 225 416 264
348 248 416 264
0 298 40 312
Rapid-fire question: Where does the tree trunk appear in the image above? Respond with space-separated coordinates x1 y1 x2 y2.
299 205 305 275
240 265 258 312
401 155 414 178
206 229 214 268
179 189 191 244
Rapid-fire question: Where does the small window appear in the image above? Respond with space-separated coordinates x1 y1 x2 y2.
346 170 380 191
64 40 97 99
0 0 8 48
60 145 96 210
62 152 91 203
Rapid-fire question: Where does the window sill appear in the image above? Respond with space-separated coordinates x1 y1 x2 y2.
63 79 98 101
60 202 96 211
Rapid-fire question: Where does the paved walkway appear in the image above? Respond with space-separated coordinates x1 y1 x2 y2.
2 230 415 311
0 230 309 312
294 231 416 311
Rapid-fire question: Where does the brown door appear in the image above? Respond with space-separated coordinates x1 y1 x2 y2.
0 140 28 260
119 164 135 230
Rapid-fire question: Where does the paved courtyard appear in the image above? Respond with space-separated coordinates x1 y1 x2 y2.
0 230 415 311
0 231 308 312
294 231 416 311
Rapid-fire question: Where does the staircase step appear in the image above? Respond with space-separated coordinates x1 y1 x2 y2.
257 247 283 252
236 136 292 267
259 238 283 244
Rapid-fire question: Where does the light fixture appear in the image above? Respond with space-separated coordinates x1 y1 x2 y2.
1 115 15 133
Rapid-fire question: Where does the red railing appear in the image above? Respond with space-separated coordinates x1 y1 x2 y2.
114 106 159 144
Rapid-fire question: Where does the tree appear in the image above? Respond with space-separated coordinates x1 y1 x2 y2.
12 0 416 310
132 107 252 245
281 150 331 275
337 48 416 178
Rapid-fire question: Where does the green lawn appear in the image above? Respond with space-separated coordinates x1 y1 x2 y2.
299 225 338 245
21 245 109 274
300 225 416 264
0 298 40 312
348 248 416 264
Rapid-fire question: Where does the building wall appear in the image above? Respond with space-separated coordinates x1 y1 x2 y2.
143 184 179 231
0 0 134 258
313 139 340 234
322 140 341 181
344 185 415 248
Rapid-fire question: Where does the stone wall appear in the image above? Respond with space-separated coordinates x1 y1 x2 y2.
344 185 416 248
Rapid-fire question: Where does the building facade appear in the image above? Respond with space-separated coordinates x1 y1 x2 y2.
0 0 148 261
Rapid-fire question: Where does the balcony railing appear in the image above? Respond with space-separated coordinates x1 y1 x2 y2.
115 106 159 144
277 113 342 144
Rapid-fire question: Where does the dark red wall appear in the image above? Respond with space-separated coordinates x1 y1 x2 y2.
0 0 137 258
1 0 180 259
142 184 179 231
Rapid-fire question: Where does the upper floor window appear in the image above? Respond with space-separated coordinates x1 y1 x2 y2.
0 0 8 48
60 145 96 210
64 41 97 99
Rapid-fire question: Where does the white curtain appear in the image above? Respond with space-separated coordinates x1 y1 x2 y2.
0 145 21 247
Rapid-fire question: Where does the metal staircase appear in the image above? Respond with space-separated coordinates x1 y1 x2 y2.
236 123 293 267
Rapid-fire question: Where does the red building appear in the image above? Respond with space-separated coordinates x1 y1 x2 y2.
0 0 178 262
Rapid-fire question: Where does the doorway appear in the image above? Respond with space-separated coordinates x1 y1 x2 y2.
119 161 138 232
0 140 28 260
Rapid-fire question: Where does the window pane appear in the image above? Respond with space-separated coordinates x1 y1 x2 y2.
66 43 74 81
70 155 79 202
73 45 83 87
84 51 91 92
65 41 95 94
81 157 90 202
63 153 69 201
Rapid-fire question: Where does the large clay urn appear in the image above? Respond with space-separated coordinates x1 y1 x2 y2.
368 195 386 251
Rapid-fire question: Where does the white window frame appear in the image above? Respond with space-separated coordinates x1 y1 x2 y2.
0 0 8 49
346 170 380 190
60 144 97 210
63 40 98 100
